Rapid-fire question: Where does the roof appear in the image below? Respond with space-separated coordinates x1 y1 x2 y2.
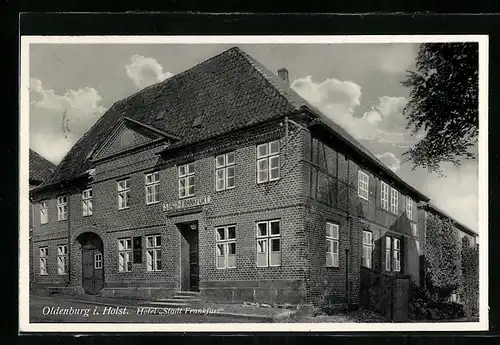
29 149 55 185
34 46 428 202
420 202 478 237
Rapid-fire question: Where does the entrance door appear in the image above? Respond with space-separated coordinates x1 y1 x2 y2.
179 222 199 291
80 237 104 294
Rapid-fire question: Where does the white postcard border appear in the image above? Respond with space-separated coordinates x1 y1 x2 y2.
19 34 489 333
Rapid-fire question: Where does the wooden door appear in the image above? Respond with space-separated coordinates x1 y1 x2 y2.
82 245 104 294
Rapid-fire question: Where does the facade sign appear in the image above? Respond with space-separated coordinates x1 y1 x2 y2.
163 195 211 212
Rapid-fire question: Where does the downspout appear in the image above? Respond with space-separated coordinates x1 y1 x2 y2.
65 191 71 288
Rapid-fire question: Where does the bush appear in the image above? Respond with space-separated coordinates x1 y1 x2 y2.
409 284 465 320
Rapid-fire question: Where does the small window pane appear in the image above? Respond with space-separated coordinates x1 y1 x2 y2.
187 163 194 175
217 244 224 256
226 152 235 165
270 251 281 266
270 221 280 235
257 223 267 237
216 228 225 241
271 238 280 252
228 242 236 254
227 226 236 239
269 140 279 154
257 239 267 253
216 155 225 168
257 144 268 158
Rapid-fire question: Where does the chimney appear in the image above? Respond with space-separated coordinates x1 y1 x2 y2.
277 68 289 85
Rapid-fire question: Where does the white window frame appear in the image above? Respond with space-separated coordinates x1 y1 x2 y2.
146 235 162 272
40 201 48 224
117 179 130 210
39 247 48 275
358 171 369 200
57 195 67 221
326 222 340 267
57 244 68 275
118 238 132 272
145 171 160 205
256 220 281 267
215 152 236 191
390 187 399 215
405 196 413 220
178 163 195 199
94 253 103 269
82 188 93 217
393 238 401 272
215 225 237 269
362 230 373 268
381 181 389 211
256 140 280 184
385 236 392 271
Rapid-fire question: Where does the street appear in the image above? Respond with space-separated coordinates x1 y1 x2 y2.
29 295 264 323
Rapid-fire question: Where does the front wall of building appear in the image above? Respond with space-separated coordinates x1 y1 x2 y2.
31 119 312 303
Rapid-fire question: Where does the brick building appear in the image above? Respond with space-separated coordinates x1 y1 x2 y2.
29 47 476 306
29 149 55 287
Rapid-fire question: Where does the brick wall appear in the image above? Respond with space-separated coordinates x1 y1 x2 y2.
31 118 313 303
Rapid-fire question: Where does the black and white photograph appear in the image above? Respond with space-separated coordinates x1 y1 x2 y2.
19 35 488 332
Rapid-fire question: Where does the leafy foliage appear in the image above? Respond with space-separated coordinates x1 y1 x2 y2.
461 237 479 317
424 214 461 298
402 43 479 173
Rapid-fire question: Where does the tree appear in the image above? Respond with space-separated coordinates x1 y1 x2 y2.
424 214 461 299
401 43 479 174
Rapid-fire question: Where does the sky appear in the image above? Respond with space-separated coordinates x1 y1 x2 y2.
28 43 479 232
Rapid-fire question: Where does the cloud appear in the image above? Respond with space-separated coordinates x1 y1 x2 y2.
291 76 416 148
29 78 106 164
375 44 418 75
125 55 173 89
375 152 401 172
421 161 478 232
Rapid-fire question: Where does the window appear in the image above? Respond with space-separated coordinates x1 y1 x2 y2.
146 235 162 271
57 245 68 275
215 225 237 269
178 163 195 198
405 196 413 220
390 188 399 214
215 152 236 191
57 196 67 221
326 222 340 267
118 238 132 272
358 171 369 200
40 201 48 224
257 140 280 183
381 181 389 211
82 188 93 216
94 253 102 269
117 179 130 209
411 223 418 237
385 236 401 272
393 238 401 272
145 172 160 204
385 237 392 271
256 220 281 267
39 247 48 275
362 231 373 268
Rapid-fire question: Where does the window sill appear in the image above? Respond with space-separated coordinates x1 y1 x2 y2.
146 270 163 273
83 214 93 217
178 195 195 200
118 207 131 211
57 219 67 222
146 201 160 206
326 265 340 269
257 178 280 185
216 186 236 192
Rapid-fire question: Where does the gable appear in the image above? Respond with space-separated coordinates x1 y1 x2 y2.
92 122 162 161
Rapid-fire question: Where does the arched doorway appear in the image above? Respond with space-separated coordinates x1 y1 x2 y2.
77 232 104 294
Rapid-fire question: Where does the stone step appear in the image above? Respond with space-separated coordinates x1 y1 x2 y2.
171 295 200 300
175 291 200 296
142 301 191 308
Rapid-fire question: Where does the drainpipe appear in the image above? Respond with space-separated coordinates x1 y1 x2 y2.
345 156 351 304
65 191 71 289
